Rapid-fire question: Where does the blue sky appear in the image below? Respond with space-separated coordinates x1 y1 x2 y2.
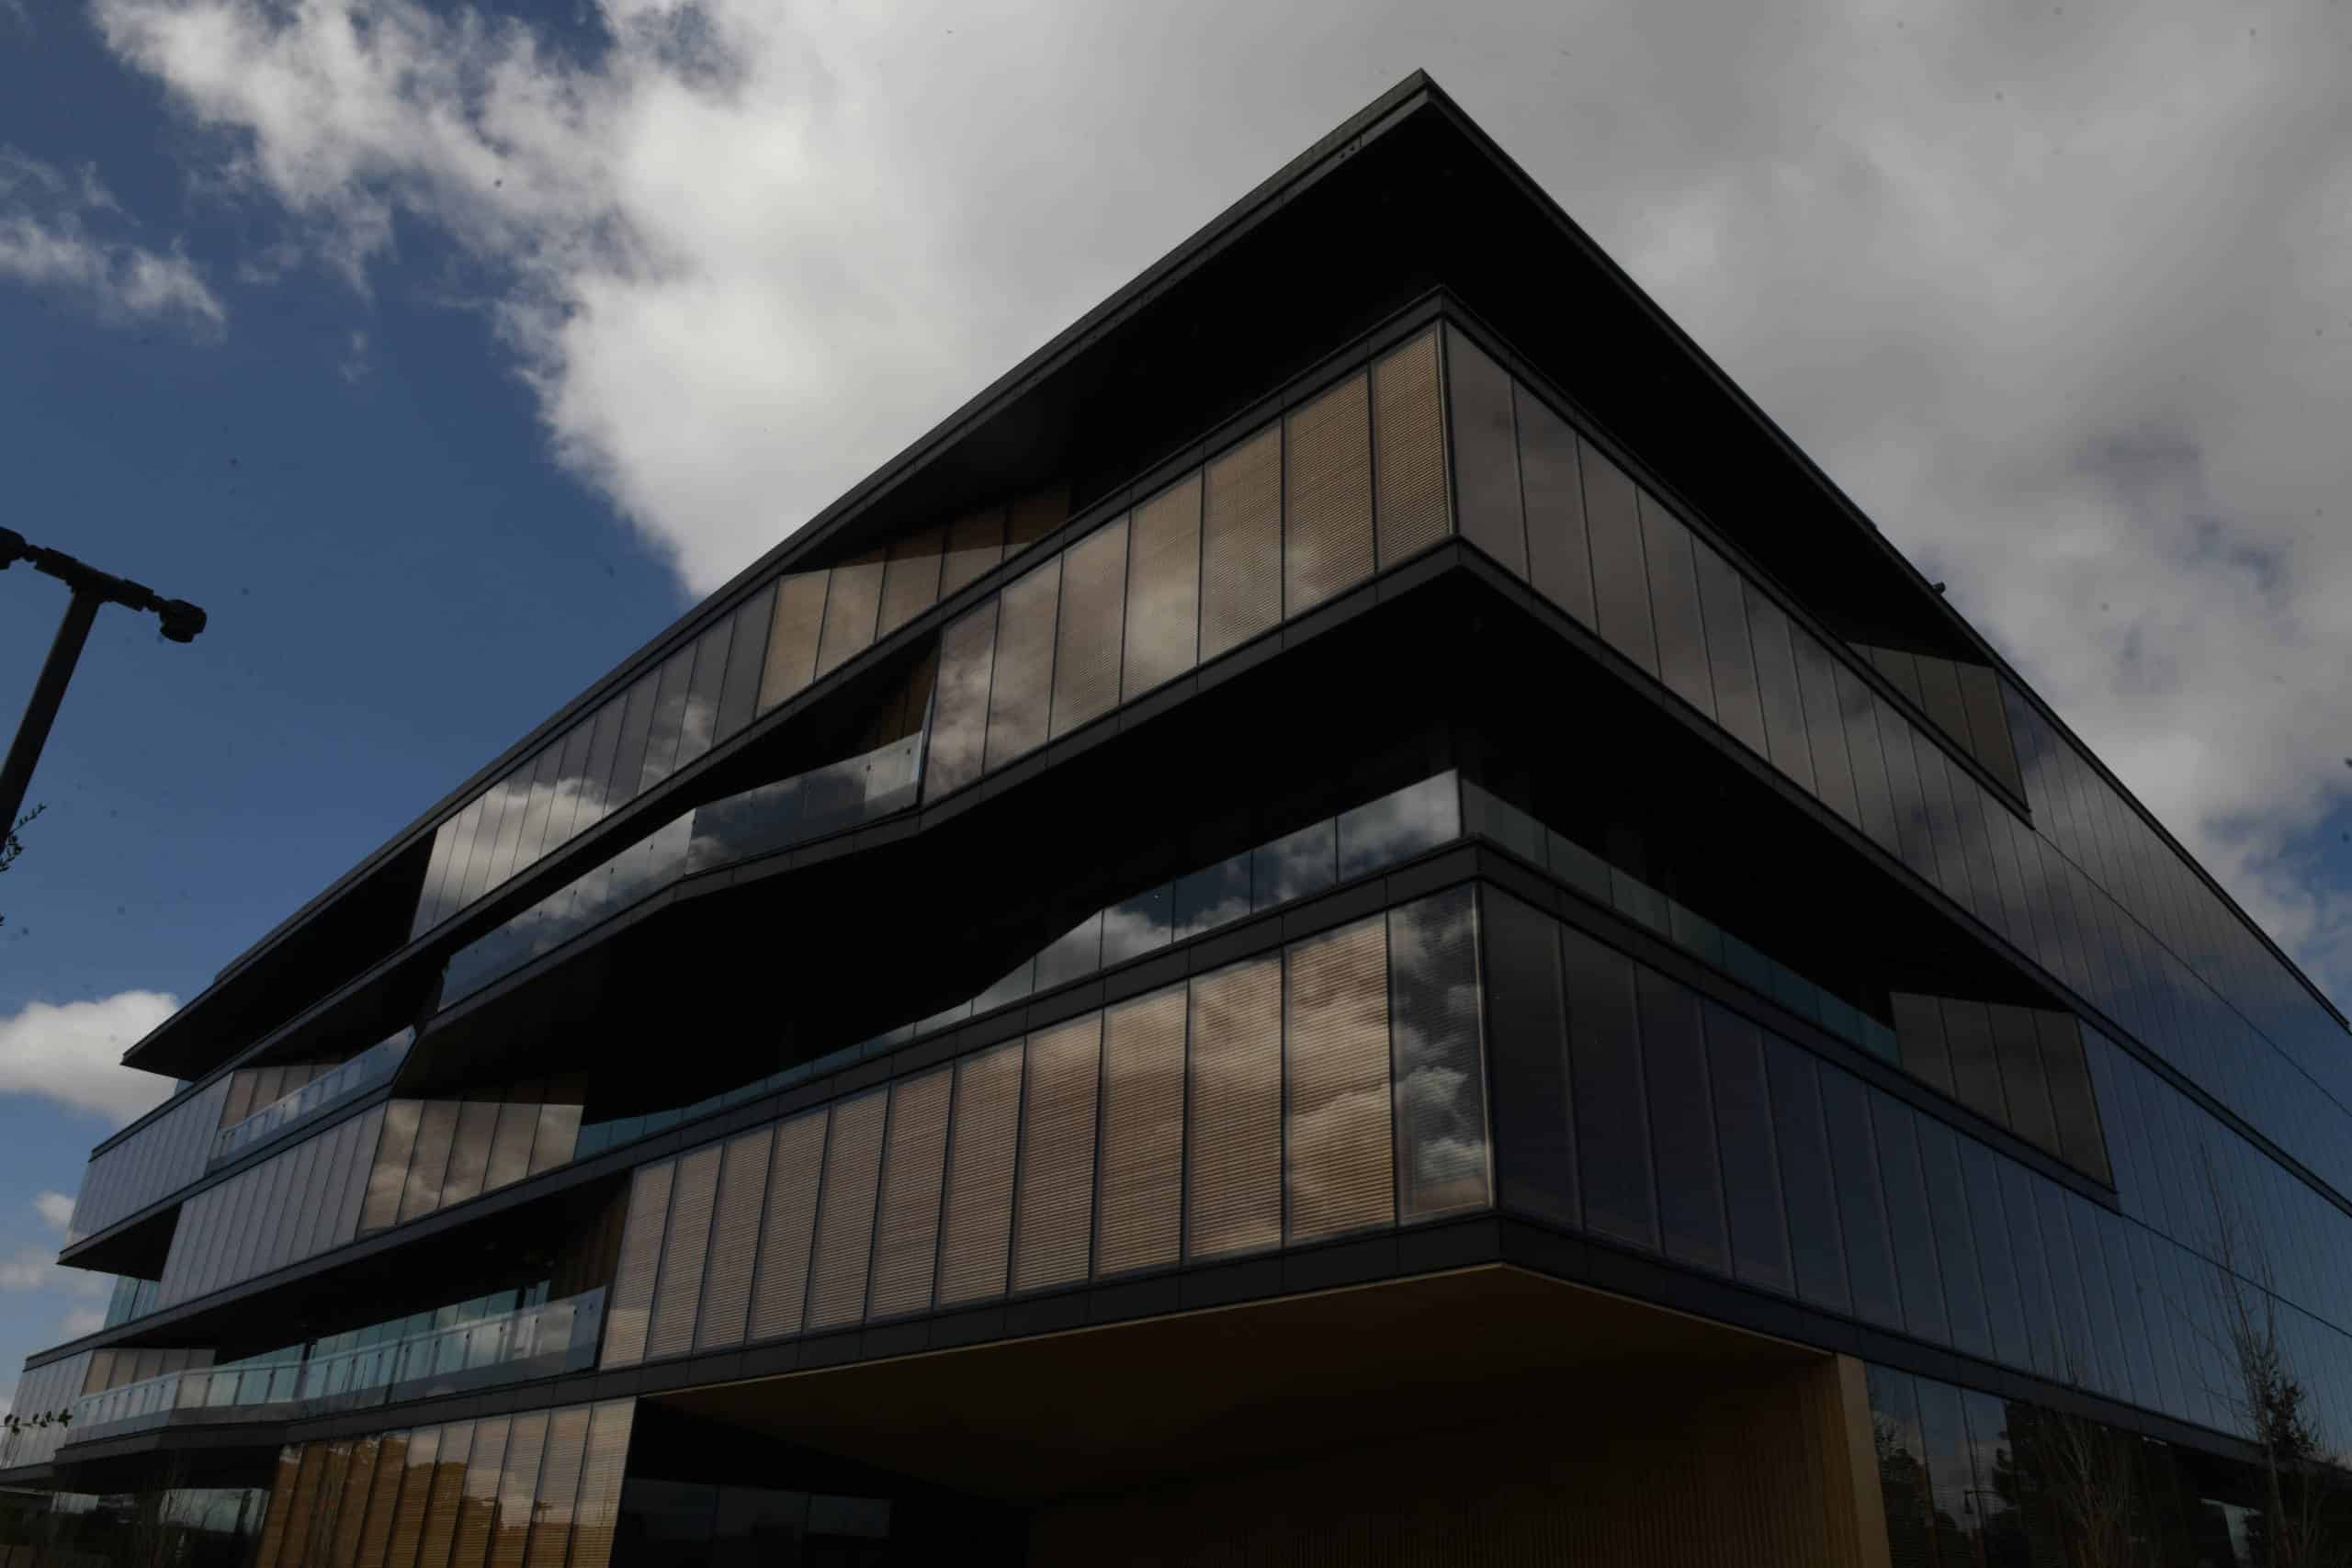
4 0 2349 1416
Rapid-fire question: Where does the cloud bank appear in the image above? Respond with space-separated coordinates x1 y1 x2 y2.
85 0 2352 1002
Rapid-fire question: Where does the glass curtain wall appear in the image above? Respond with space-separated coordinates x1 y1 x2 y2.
406 482 1063 943
923 330 1452 800
1481 885 2352 1459
1866 1362 2262 1568
598 886 1486 1368
248 1400 635 1568
154 1108 386 1312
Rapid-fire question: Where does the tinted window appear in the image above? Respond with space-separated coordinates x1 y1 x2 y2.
1637 496 1714 717
1561 926 1657 1250
1867 1092 1947 1343
1789 628 1859 828
1998 1161 2060 1380
1958 1139 2030 1370
1916 1119 1992 1359
1873 700 1939 884
1578 441 1657 676
1388 888 1489 1221
1941 1000 2007 1126
1744 594 1815 794
637 648 696 795
1702 1000 1791 1294
1483 891 1577 1229
1835 667 1901 856
1764 1035 1849 1312
1635 970 1727 1273
1444 328 1524 576
1820 1069 1904 1330
1690 539 1766 757
1172 851 1250 942
1515 385 1594 626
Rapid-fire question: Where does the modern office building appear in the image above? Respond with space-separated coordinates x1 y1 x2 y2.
5 72 2348 1565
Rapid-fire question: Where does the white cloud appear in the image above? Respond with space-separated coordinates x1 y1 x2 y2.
88 0 2352 1002
58 1307 105 1340
0 990 182 1126
0 146 224 330
0 1245 107 1299
30 1192 74 1234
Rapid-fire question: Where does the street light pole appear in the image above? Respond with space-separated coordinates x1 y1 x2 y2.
0 528 207 838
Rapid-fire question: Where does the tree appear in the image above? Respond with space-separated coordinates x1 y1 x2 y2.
2194 1143 2342 1567
0 801 40 931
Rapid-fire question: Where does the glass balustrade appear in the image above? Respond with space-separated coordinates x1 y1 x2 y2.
441 732 925 1010
209 1030 413 1166
571 770 1461 1161
62 1287 605 1443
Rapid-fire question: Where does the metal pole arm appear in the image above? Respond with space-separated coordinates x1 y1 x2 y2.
0 589 102 836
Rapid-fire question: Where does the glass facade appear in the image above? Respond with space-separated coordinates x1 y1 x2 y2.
924 330 1451 801
598 886 1486 1367
247 1399 634 1568
406 483 1069 943
1480 883 2352 1458
1444 316 2352 1458
154 1108 384 1311
23 267 2352 1568
212 1032 413 1166
1866 1362 2264 1567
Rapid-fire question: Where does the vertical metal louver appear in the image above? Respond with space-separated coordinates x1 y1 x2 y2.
813 548 887 678
1283 372 1374 615
1121 475 1201 700
756 571 830 715
304 1441 351 1568
1185 956 1283 1259
452 1415 511 1568
523 1405 591 1568
983 556 1061 771
1046 517 1127 739
567 1403 635 1568
414 1418 475 1568
806 1093 888 1330
355 1431 409 1568
936 1042 1023 1305
645 1143 721 1361
382 1427 441 1568
694 1127 774 1352
1094 987 1186 1277
1200 425 1283 661
746 1111 828 1341
255 1447 305 1568
1013 1016 1102 1292
1373 330 1450 566
877 525 945 637
867 1070 953 1319
599 1160 674 1369
335 1437 381 1566
488 1412 548 1568
1283 917 1396 1242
